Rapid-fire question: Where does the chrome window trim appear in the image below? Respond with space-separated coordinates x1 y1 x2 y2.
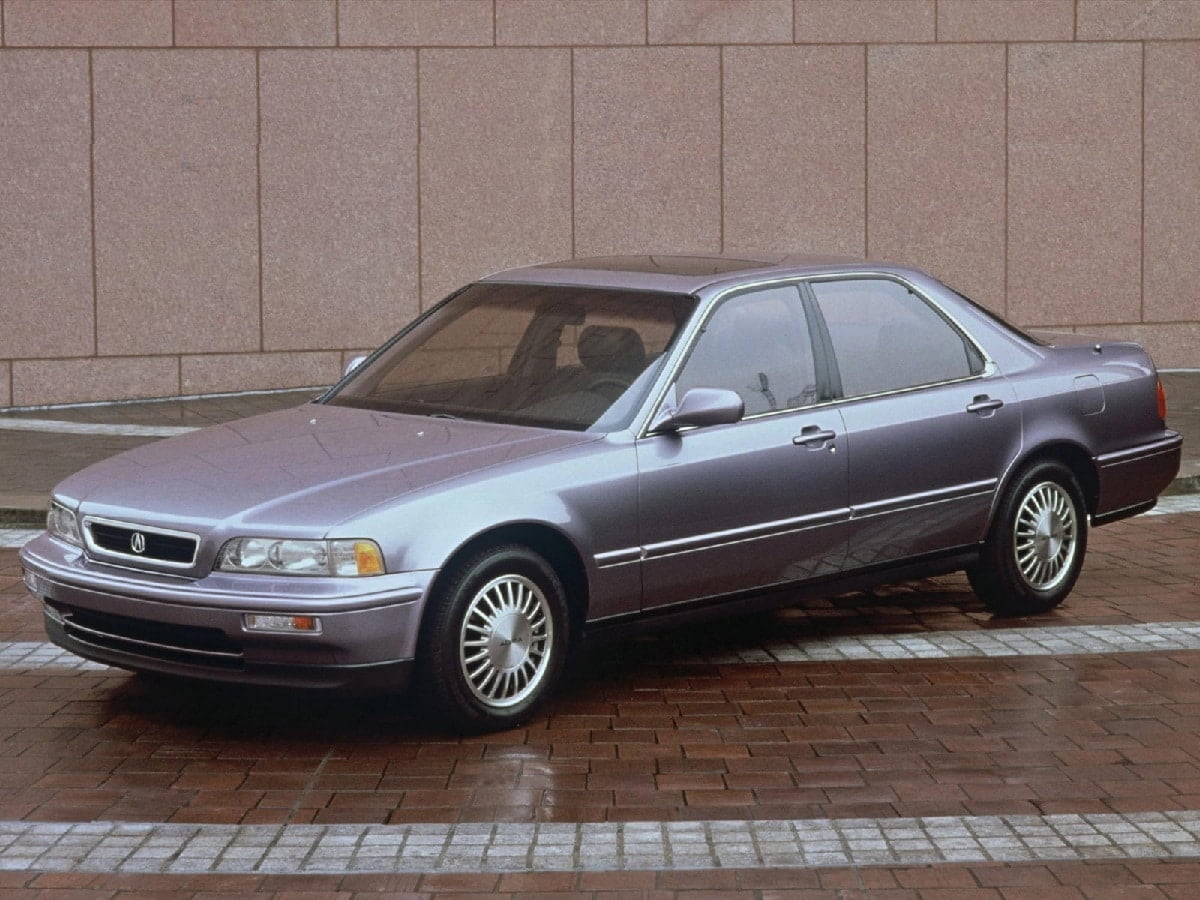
81 515 200 570
636 271 998 438
803 272 995 400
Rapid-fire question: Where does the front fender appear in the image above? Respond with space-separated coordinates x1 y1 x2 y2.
335 436 642 617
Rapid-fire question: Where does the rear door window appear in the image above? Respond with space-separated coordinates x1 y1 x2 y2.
810 278 983 398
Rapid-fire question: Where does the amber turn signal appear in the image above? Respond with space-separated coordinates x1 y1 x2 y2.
354 541 385 576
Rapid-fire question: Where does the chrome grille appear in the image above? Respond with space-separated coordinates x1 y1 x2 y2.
82 516 199 568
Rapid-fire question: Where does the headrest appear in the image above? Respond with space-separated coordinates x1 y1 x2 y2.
578 325 646 375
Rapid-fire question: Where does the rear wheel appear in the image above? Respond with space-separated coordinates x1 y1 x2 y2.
420 545 569 732
968 460 1088 616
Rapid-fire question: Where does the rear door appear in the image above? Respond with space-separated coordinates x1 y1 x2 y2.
806 277 1023 569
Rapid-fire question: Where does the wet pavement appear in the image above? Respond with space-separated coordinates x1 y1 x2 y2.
1 507 1200 895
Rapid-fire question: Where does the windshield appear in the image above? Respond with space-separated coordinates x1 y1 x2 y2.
324 282 697 432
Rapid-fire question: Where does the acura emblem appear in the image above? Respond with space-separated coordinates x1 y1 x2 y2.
129 532 147 554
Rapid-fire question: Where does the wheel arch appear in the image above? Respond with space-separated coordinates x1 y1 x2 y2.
1003 441 1099 516
421 522 591 644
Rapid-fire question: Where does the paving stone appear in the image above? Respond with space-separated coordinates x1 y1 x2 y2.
3 505 1200 889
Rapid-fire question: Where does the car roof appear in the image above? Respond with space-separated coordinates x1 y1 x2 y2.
478 254 917 295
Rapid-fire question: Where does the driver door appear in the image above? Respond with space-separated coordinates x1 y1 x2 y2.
635 284 851 610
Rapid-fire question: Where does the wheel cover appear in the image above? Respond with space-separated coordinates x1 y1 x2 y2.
1013 480 1079 592
458 573 553 709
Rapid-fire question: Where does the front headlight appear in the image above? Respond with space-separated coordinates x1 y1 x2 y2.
47 501 83 547
216 537 384 577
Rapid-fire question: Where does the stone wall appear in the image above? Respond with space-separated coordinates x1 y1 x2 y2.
2 0 1198 407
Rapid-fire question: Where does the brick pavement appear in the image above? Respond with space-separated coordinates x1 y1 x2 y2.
1 510 1199 895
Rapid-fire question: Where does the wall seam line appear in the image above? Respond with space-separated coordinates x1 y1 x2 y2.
1003 41 1009 319
718 45 725 253
5 39 1172 51
862 43 869 258
88 49 99 356
416 48 424 311
255 49 264 354
1140 39 1146 324
570 47 576 259
171 0 176 47
334 0 340 47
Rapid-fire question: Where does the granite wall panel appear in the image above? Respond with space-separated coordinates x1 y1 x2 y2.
794 0 935 43
3 0 171 47
12 356 179 406
574 48 721 257
1007 43 1142 327
649 0 792 44
181 351 341 395
175 0 336 47
419 49 572 306
868 44 1007 311
0 51 94 359
259 50 418 350
1077 0 1200 40
338 0 494 47
723 46 864 257
1144 43 1200 324
92 51 259 357
936 0 1075 42
496 0 645 46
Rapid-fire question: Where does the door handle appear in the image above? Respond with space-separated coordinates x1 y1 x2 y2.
966 395 1004 414
793 426 836 446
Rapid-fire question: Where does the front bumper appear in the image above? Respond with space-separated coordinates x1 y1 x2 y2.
19 533 435 693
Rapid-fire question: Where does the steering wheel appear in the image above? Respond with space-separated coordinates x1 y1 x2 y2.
587 377 630 400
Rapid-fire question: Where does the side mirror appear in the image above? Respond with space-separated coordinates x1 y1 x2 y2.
343 355 368 377
650 387 744 433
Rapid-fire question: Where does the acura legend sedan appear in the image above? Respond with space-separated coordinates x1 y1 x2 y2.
20 256 1182 730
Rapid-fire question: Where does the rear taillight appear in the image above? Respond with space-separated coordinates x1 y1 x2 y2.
1157 377 1168 421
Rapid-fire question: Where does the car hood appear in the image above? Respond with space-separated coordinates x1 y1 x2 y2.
57 404 597 531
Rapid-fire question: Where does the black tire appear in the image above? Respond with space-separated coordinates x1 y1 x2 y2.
967 460 1088 617
419 544 569 732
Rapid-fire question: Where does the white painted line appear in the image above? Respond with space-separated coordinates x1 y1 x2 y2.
1147 494 1200 516
1 811 1199 874
0 529 41 549
693 621 1200 664
0 643 110 671
0 418 198 437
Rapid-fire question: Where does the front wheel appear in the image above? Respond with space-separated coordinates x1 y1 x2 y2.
419 545 569 732
968 461 1088 616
